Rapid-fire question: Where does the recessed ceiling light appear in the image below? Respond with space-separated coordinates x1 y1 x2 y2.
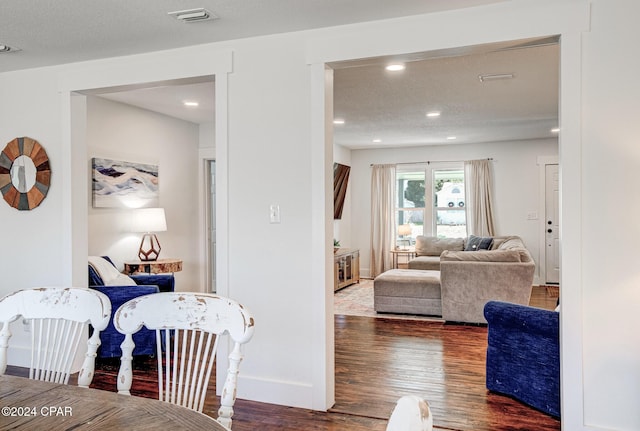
184 101 199 107
333 119 345 125
426 111 441 118
168 8 217 22
446 136 457 140
373 138 382 143
478 73 514 82
385 64 405 72
551 127 560 133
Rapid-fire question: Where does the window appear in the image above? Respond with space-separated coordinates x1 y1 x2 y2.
396 170 425 247
433 168 466 238
396 164 466 245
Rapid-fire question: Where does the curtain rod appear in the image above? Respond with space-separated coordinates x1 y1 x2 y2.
370 157 493 167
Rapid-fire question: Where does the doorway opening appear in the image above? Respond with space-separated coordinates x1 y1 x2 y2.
81 76 216 294
327 36 561 424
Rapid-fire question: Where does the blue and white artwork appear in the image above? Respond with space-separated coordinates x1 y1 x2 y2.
92 158 159 208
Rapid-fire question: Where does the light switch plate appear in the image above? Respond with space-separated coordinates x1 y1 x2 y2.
269 204 280 223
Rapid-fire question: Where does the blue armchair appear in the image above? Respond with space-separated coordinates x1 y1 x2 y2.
89 257 166 358
484 300 560 418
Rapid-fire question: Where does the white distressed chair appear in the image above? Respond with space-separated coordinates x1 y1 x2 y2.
114 292 255 429
386 395 434 431
0 287 111 387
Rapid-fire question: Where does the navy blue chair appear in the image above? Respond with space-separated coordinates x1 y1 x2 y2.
89 257 171 358
484 300 560 418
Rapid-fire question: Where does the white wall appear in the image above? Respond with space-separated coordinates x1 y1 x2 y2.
86 96 201 291
3 0 640 428
0 69 67 362
581 1 640 429
350 139 558 281
199 121 215 149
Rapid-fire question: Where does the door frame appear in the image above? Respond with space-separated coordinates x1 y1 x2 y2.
61 48 231 398
310 6 586 422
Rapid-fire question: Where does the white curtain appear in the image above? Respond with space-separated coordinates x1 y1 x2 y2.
370 164 396 277
464 159 495 236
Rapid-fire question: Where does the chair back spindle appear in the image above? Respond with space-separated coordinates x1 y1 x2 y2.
0 287 111 388
115 292 254 429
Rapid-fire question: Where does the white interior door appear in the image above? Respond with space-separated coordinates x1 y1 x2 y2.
545 164 560 284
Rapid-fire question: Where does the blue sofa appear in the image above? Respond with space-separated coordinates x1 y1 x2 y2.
484 300 560 418
89 257 173 358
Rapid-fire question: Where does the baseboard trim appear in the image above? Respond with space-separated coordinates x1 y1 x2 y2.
235 374 315 409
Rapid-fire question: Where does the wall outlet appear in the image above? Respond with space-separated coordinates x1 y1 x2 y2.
23 318 30 333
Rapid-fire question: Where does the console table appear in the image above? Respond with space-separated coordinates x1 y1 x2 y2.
123 258 183 275
334 248 359 291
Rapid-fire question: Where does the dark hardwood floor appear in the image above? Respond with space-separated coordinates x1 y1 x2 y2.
6 286 560 431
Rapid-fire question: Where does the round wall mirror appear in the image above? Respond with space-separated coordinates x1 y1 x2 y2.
0 137 51 210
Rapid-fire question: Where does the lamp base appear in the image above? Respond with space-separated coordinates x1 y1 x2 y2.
138 233 161 261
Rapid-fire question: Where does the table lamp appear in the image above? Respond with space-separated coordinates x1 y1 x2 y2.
398 224 412 250
132 208 167 261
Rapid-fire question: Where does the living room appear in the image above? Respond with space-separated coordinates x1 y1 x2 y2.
332 38 559 281
2 1 640 430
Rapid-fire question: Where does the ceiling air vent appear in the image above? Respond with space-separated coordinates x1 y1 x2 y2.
168 8 218 23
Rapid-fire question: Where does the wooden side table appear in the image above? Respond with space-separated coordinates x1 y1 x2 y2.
390 248 416 269
124 258 183 275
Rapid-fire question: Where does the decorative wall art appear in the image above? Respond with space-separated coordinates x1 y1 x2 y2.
0 137 51 211
92 157 159 208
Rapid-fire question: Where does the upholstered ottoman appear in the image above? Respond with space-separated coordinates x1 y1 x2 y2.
373 269 442 316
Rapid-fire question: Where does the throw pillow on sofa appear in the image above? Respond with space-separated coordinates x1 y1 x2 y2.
465 235 493 251
88 255 137 286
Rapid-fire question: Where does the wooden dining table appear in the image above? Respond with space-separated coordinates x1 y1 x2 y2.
0 374 228 430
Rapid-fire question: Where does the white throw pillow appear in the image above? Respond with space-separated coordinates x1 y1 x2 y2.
88 256 137 286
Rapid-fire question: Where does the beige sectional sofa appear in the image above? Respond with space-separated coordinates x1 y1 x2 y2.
408 236 464 270
375 235 535 324
439 236 535 323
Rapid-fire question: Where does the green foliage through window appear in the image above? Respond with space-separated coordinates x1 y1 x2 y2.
404 180 425 208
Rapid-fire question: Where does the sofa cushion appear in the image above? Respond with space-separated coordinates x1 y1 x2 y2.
465 235 494 251
440 249 523 262
492 236 533 262
407 256 441 271
415 236 464 256
496 236 525 250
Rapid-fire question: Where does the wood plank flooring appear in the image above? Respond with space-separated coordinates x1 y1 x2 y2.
332 315 559 431
5 286 560 431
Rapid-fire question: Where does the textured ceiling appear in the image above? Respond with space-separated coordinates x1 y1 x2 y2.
1 1 557 148
0 0 502 73
96 81 216 125
332 38 559 149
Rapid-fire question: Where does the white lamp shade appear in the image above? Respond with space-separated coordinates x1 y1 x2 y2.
132 208 167 233
398 224 412 236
